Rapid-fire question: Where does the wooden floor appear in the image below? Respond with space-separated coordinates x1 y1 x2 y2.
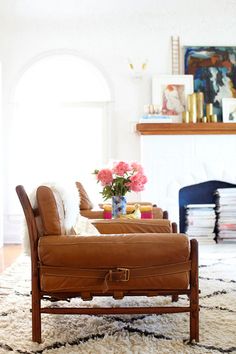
0 244 23 273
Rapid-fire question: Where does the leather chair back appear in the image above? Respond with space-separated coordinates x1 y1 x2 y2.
36 186 66 236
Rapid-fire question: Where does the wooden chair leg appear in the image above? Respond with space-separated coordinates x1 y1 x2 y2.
190 239 199 342
190 303 199 342
32 292 41 343
31 272 42 344
171 295 179 302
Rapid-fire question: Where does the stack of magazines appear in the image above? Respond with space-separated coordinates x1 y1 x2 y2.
185 204 216 241
215 188 236 241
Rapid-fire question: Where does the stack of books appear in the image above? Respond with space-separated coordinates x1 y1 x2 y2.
215 188 236 241
185 204 216 242
139 115 172 123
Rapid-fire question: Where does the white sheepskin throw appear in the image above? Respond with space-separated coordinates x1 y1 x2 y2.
23 182 99 256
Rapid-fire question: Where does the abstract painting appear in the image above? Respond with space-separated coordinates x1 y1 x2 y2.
184 46 236 120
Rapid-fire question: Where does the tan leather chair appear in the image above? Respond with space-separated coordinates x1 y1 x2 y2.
16 184 199 344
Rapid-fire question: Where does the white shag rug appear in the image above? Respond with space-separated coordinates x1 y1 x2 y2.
0 244 236 354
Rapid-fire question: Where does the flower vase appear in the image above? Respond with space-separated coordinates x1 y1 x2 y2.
112 196 127 218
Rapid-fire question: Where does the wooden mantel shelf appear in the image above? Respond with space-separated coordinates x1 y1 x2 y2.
136 122 236 135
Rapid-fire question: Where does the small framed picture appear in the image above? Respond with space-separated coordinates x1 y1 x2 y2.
152 75 194 122
222 98 236 122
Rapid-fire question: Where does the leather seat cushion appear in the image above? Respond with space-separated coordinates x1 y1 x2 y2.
38 234 190 293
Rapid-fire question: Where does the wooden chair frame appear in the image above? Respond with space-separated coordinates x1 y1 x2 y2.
16 185 199 344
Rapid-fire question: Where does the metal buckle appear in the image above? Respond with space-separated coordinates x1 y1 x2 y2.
108 268 130 282
117 268 130 281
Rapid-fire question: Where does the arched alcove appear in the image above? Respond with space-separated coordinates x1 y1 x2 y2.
9 53 112 214
14 53 111 103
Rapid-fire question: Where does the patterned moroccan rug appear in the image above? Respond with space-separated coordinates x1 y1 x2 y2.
0 243 236 354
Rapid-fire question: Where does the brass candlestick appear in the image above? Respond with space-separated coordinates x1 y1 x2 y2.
206 103 213 122
182 111 190 123
196 92 204 122
188 93 197 123
210 114 217 123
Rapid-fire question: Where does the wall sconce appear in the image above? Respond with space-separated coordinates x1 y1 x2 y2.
128 58 148 79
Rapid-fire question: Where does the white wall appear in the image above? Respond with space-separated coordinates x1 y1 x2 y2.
1 0 236 242
0 63 3 247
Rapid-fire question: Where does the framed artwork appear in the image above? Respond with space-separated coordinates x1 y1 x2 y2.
152 75 193 122
222 98 236 122
184 46 236 120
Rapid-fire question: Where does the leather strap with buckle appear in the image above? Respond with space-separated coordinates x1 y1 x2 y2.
103 267 130 292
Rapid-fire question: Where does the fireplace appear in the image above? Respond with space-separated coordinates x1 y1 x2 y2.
140 134 236 232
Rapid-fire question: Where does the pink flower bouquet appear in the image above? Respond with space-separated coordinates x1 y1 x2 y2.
94 161 147 201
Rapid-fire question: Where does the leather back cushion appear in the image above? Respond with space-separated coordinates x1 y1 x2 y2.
75 181 94 210
37 186 65 235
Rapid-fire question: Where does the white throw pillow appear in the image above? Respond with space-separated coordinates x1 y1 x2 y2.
73 214 100 236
